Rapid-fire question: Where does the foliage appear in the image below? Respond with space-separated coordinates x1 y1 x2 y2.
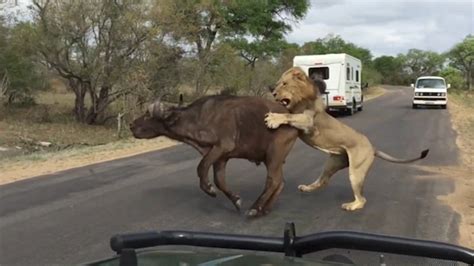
440 67 466 90
31 0 168 124
155 0 309 95
397 49 445 82
224 0 309 67
448 35 474 90
301 34 373 66
373 55 405 84
0 20 45 106
299 34 378 85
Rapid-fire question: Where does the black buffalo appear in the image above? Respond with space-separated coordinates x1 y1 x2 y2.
130 95 298 217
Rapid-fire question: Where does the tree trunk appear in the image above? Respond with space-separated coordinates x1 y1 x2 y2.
468 68 473 90
195 58 208 97
69 79 87 123
86 86 110 125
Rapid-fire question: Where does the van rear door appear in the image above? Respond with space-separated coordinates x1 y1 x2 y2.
307 64 341 107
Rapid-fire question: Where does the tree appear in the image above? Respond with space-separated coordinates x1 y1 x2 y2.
225 0 308 66
398 49 445 81
301 34 373 65
276 42 300 72
155 0 309 95
440 67 466 90
300 34 378 85
448 35 474 90
373 55 404 84
31 0 156 124
0 19 45 105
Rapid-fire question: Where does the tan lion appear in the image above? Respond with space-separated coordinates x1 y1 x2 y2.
265 67 429 211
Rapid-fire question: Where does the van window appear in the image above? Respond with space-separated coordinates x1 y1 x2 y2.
416 79 446 88
309 67 329 80
346 67 350 81
356 70 359 82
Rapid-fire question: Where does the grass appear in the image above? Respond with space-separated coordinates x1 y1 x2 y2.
363 86 386 101
0 91 127 158
441 90 474 248
448 90 474 167
0 89 178 184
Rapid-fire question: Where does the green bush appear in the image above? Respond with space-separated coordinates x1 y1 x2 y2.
440 67 466 90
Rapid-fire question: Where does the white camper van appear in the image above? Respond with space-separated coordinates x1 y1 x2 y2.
411 76 449 109
293 53 363 115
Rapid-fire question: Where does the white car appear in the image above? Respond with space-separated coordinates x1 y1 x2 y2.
411 76 450 109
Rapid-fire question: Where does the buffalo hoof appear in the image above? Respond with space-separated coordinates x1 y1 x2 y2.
233 198 242 211
201 183 217 198
245 208 269 218
245 209 258 217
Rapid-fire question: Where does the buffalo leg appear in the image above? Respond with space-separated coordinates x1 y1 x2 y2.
246 163 283 217
246 133 296 217
213 160 241 211
197 146 224 197
261 178 285 215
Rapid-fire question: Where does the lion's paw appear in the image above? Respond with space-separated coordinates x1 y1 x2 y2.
265 113 284 129
298 184 312 192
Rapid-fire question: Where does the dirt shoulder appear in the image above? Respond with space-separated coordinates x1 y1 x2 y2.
433 92 474 248
0 137 178 185
363 85 386 101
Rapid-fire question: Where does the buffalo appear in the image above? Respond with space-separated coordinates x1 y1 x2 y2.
130 95 298 217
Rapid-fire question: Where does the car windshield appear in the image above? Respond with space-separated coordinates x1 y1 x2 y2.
416 79 446 88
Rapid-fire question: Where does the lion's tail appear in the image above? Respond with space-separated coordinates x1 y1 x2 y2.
374 149 429 163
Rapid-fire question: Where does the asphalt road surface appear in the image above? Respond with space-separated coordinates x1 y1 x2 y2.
0 86 462 265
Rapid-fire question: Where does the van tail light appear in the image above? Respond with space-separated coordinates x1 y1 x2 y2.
333 96 344 101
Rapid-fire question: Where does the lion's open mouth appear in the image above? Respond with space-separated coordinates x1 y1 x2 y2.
281 98 290 106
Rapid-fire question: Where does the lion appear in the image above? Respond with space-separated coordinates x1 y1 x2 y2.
264 67 429 211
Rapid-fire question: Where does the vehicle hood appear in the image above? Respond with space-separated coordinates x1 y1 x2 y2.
87 250 352 266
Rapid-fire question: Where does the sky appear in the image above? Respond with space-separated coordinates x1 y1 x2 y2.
286 0 473 57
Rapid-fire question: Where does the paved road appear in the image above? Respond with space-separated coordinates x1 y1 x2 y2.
0 86 462 265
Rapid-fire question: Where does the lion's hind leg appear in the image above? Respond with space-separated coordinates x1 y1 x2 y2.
298 153 348 192
341 149 375 211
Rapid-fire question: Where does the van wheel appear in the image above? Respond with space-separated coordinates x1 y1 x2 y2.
412 104 418 109
346 101 356 116
357 97 363 111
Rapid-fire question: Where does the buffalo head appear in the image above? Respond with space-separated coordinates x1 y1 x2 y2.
130 94 182 139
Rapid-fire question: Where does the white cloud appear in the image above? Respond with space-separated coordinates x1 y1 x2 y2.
287 0 473 57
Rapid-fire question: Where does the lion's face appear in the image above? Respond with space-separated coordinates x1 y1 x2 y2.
270 67 317 111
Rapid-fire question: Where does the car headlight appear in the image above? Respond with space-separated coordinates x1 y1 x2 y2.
414 92 419 96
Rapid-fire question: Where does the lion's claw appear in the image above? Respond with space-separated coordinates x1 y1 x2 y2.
264 113 283 129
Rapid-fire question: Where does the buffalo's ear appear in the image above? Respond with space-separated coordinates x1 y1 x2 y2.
292 68 306 81
178 93 184 107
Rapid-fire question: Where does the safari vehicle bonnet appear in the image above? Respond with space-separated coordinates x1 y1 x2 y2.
85 223 474 266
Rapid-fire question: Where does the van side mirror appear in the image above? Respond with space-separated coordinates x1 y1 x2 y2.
447 84 451 89
410 83 414 88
